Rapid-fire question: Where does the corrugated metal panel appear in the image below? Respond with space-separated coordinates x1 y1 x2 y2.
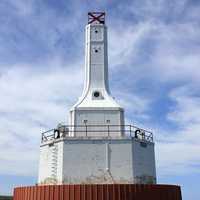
13 184 182 200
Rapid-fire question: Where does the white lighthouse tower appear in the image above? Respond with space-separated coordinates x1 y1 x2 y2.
69 13 124 137
38 12 156 185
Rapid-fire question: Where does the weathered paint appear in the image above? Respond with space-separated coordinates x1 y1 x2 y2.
38 137 156 185
13 184 182 200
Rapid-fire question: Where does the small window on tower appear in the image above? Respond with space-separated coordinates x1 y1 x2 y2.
92 91 104 100
93 91 100 97
95 49 98 53
95 30 98 33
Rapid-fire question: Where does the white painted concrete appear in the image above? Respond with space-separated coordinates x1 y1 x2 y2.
38 137 156 184
38 141 63 184
38 14 157 186
69 23 124 137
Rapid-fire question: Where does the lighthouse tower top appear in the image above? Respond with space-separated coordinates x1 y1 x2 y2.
69 12 124 136
71 12 122 109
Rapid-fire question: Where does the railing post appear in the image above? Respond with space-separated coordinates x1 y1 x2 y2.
142 131 145 140
85 125 87 137
74 125 76 137
40 124 153 143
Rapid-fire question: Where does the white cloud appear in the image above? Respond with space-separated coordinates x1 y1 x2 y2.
0 59 83 176
115 90 151 121
155 85 200 176
168 86 200 126
149 23 200 83
108 22 154 68
156 142 200 176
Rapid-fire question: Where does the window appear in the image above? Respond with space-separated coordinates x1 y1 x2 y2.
92 91 104 100
93 91 100 97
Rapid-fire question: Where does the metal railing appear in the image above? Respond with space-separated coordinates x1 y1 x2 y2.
41 125 153 143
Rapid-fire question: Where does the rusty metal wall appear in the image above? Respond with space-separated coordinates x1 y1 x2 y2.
13 184 182 200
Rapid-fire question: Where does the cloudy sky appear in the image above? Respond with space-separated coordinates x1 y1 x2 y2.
0 0 200 199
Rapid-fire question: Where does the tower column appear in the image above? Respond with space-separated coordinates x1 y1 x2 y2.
69 12 124 137
84 23 109 94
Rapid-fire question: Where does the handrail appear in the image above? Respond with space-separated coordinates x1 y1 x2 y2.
41 124 153 143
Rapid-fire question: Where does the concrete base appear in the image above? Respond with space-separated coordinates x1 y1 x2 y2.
13 184 182 200
38 137 156 185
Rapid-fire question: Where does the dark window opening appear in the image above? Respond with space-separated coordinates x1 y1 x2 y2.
95 49 98 53
93 91 100 97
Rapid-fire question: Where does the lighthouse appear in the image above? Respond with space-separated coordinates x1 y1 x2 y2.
13 12 182 200
38 12 156 185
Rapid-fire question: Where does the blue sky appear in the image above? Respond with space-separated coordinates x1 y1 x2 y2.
0 0 200 199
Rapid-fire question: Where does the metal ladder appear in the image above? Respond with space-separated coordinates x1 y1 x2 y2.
51 145 58 183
